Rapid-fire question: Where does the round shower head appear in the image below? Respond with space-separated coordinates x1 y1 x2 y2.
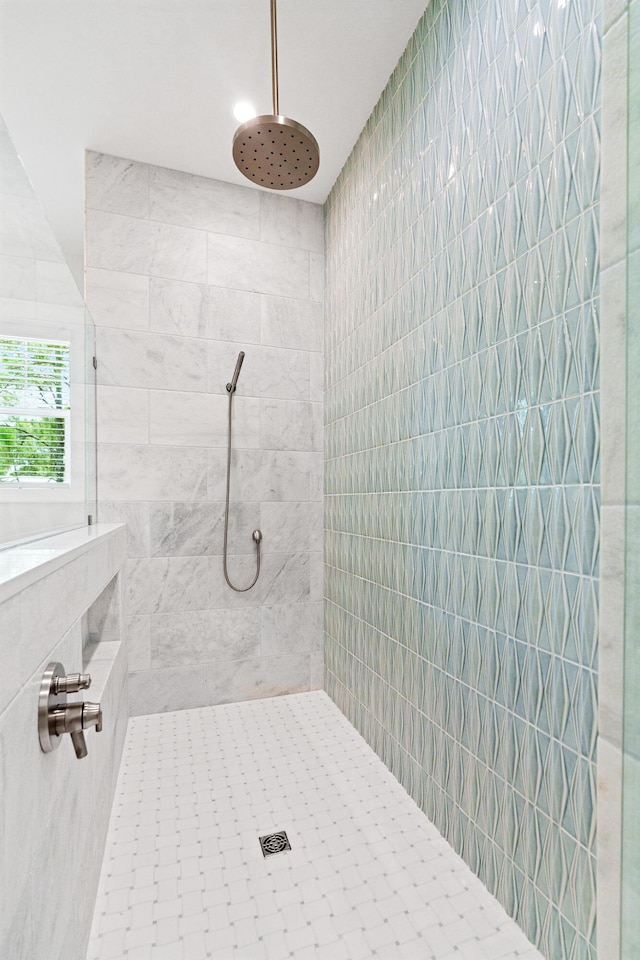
233 114 319 190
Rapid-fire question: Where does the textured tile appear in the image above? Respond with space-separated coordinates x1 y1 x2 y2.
324 2 600 958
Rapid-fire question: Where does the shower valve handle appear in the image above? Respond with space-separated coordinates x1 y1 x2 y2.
38 662 103 760
52 672 91 694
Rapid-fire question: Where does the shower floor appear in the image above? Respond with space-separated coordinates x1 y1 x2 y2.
86 691 542 960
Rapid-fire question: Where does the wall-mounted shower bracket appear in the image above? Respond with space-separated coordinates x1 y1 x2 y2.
38 661 103 759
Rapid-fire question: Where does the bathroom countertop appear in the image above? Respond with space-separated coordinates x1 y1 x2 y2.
0 523 126 602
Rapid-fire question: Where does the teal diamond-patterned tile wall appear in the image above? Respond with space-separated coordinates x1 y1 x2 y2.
324 2 600 959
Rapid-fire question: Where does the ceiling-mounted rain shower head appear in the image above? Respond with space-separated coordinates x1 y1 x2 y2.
232 0 319 190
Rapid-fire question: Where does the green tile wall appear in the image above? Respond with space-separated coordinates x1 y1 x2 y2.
324 2 600 958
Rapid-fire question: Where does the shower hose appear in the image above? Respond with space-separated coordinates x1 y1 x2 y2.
223 384 262 592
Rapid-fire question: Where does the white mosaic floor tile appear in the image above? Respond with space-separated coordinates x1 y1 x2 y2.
86 691 543 960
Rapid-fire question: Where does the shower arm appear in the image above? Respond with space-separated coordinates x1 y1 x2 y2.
271 0 279 115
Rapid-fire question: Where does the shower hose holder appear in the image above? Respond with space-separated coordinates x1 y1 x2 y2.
38 661 103 760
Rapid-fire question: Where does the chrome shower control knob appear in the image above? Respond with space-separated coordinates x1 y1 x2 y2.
38 662 103 759
82 702 103 733
52 672 91 694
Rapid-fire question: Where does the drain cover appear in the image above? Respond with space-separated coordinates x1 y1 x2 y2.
259 831 291 857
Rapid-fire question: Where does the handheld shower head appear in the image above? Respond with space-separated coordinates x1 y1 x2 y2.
227 351 245 393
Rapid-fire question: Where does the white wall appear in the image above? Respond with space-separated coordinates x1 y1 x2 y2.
0 525 128 960
85 153 324 715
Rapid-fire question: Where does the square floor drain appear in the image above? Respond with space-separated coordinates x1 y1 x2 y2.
259 831 291 857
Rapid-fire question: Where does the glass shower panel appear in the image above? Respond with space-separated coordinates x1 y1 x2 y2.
0 115 97 545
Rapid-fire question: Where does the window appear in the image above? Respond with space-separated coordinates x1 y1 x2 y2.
0 336 71 484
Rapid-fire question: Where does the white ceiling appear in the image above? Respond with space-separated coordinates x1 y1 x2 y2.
0 1 428 282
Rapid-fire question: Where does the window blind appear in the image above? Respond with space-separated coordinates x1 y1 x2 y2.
0 337 71 484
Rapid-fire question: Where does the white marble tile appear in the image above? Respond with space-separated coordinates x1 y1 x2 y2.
260 294 323 352
86 267 149 330
215 449 311 503
311 401 323 452
601 13 628 271
604 0 628 33
0 254 36 300
260 502 321 553
215 553 265 607
219 501 263 556
98 502 150 557
86 152 150 218
260 193 324 252
148 276 208 337
600 260 627 505
148 501 225 557
260 552 311 605
128 663 211 715
97 385 149 444
205 286 262 344
212 395 262 457
309 452 324 501
310 352 324 401
309 650 324 688
18 558 88 680
98 443 208 501
147 277 263 343
599 504 625 746
95 327 208 391
207 654 311 705
260 601 323 656
125 556 212 615
86 210 207 282
149 389 219 446
150 607 261 666
150 166 260 238
309 551 324 602
126 615 152 671
87 574 122 643
207 233 310 299
260 399 317 451
597 736 622 960
208 341 310 401
0 593 22 716
1 592 127 960
309 251 325 303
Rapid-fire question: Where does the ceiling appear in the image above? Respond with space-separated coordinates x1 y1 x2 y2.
0 1 428 283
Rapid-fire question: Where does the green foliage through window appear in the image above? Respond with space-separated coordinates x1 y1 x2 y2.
0 337 70 483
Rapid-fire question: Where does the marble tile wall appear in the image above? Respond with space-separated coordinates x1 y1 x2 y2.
324 2 600 959
85 154 324 715
0 525 128 960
